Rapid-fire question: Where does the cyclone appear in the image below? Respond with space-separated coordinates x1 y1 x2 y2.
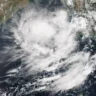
0 1 96 96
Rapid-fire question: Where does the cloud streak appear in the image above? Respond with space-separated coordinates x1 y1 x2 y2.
3 5 96 93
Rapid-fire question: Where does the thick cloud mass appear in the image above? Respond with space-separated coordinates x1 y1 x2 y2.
0 2 96 95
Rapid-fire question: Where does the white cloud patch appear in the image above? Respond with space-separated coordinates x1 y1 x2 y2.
8 6 96 92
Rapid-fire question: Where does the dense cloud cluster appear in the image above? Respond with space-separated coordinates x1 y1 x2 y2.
0 0 96 96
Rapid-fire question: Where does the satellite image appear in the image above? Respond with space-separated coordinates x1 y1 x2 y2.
0 0 96 96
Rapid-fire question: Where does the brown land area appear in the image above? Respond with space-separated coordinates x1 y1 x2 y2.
0 0 85 23
0 0 28 23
